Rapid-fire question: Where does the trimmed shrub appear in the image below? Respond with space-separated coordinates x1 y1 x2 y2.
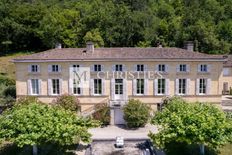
53 94 80 112
92 103 110 126
3 85 16 98
123 99 151 128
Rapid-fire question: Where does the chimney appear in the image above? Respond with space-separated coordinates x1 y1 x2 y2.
86 41 94 53
184 41 194 51
55 43 62 49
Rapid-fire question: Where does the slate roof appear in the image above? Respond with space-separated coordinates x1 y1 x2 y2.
13 47 225 62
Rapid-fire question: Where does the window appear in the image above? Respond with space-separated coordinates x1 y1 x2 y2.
137 64 144 71
115 79 123 94
199 64 208 72
73 79 81 95
199 78 206 94
52 79 60 95
223 68 230 76
178 79 186 95
158 79 165 94
72 65 80 72
179 64 187 72
136 79 144 94
31 79 39 95
52 65 59 72
115 64 123 71
158 64 166 72
94 79 102 95
94 64 102 71
30 65 39 72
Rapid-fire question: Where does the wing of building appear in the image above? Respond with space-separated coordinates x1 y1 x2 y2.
13 42 227 124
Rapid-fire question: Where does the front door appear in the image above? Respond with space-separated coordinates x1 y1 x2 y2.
115 79 123 100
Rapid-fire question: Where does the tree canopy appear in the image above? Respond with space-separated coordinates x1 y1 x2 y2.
0 102 99 148
0 0 231 54
149 98 232 154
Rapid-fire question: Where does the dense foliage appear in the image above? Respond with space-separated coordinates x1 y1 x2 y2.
0 103 99 148
123 99 151 128
0 0 231 54
92 103 111 126
53 94 80 112
149 98 232 154
0 76 16 106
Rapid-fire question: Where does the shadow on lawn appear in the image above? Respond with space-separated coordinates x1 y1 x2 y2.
163 141 218 155
0 142 77 155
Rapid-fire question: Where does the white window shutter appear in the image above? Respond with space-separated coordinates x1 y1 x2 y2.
102 79 105 95
144 65 148 71
90 65 94 72
39 79 42 95
207 79 211 95
165 79 169 95
145 79 148 95
176 65 180 72
90 79 94 96
196 79 199 95
69 78 73 94
123 79 127 100
80 88 83 95
197 64 201 72
123 64 126 71
207 65 211 72
165 65 169 73
154 79 158 95
101 65 104 71
175 79 179 95
134 65 137 71
27 79 31 95
155 65 159 72
37 65 40 73
28 65 31 73
48 79 52 95
58 65 62 72
112 65 115 71
133 79 137 95
69 65 74 72
59 79 62 94
187 64 190 72
48 65 52 73
111 79 115 100
187 78 190 95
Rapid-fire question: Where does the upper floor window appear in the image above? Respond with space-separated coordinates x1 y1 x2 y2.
137 64 144 71
136 79 144 94
179 64 187 72
52 65 59 72
29 65 39 73
158 64 166 72
115 64 123 71
199 64 208 72
94 79 102 95
94 64 102 72
158 79 165 95
72 65 80 72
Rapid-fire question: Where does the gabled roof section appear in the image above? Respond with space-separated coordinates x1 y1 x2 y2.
13 47 225 62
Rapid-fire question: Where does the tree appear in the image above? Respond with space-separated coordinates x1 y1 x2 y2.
123 99 151 128
149 98 232 155
0 102 99 155
53 94 80 112
83 28 104 47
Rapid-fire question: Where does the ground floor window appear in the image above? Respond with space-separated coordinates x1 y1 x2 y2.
115 79 123 94
52 79 60 95
178 79 186 95
73 79 81 95
31 79 39 95
94 79 102 95
199 78 206 94
158 79 165 95
136 79 144 95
